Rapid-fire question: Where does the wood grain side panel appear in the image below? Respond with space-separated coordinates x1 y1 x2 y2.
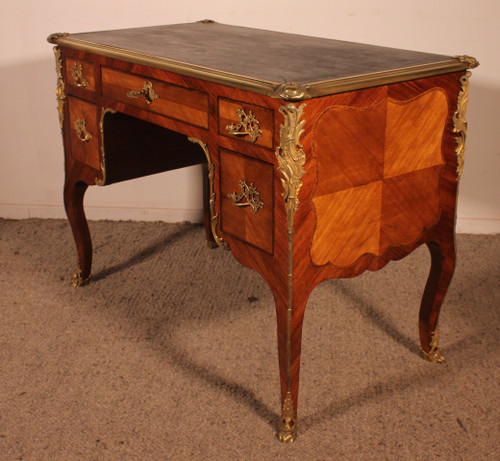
101 67 209 128
384 89 448 177
313 101 386 196
311 181 382 266
310 87 448 268
380 165 443 250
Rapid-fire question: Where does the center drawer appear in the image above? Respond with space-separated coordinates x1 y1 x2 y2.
101 67 209 128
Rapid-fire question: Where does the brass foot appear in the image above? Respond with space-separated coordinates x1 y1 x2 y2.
278 392 297 443
420 328 445 363
72 269 91 287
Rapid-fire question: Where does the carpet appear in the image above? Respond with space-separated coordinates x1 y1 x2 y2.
0 219 498 460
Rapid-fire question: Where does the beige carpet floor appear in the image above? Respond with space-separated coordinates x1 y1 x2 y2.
0 218 499 460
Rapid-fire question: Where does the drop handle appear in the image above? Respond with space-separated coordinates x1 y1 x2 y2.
71 62 89 88
225 109 262 142
126 81 159 104
228 180 264 213
74 117 92 142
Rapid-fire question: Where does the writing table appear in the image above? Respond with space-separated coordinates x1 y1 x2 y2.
48 21 478 442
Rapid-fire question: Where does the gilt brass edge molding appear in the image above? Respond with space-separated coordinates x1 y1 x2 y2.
305 59 472 99
95 107 117 186
47 36 278 96
187 137 229 250
275 102 306 443
48 35 477 100
53 47 65 130
453 70 473 179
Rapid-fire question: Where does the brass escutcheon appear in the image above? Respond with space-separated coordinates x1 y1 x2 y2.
228 180 264 213
71 62 89 88
225 109 263 142
127 81 159 104
74 117 92 142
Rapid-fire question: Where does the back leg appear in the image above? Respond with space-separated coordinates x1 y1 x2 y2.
418 240 456 362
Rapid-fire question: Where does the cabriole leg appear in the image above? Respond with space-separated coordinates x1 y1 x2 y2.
418 241 456 362
64 177 92 286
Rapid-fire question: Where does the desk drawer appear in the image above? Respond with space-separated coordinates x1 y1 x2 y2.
220 149 274 254
218 98 274 149
67 96 100 170
65 58 96 92
101 67 209 128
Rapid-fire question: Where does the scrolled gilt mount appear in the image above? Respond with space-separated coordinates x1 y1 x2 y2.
47 32 70 43
225 109 263 142
452 54 479 178
228 180 264 213
271 82 311 100
454 55 480 69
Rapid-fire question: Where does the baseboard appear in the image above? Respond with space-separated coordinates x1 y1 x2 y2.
1 204 498 234
456 217 500 234
0 204 203 223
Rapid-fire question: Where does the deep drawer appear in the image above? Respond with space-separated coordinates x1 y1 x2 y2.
67 96 100 171
219 148 274 254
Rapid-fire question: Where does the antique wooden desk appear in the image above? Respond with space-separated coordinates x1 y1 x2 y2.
48 21 478 442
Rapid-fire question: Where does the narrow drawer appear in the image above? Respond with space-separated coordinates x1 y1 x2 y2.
67 96 100 171
220 149 274 254
101 67 209 128
65 58 96 92
218 98 274 149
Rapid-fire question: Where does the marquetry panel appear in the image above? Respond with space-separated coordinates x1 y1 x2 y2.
311 88 448 267
313 101 386 196
218 97 274 149
384 90 448 177
67 96 100 170
311 181 381 266
101 67 209 128
220 149 274 254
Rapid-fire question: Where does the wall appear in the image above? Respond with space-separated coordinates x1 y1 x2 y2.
1 0 498 232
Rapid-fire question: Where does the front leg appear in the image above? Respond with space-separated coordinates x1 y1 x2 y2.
275 294 307 443
64 174 92 286
418 240 456 362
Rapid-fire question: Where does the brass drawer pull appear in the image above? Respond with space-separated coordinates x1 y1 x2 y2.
127 81 159 104
74 117 92 142
71 62 89 87
228 180 264 213
226 109 262 142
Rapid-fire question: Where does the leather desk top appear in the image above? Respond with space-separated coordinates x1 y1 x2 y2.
48 21 470 99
